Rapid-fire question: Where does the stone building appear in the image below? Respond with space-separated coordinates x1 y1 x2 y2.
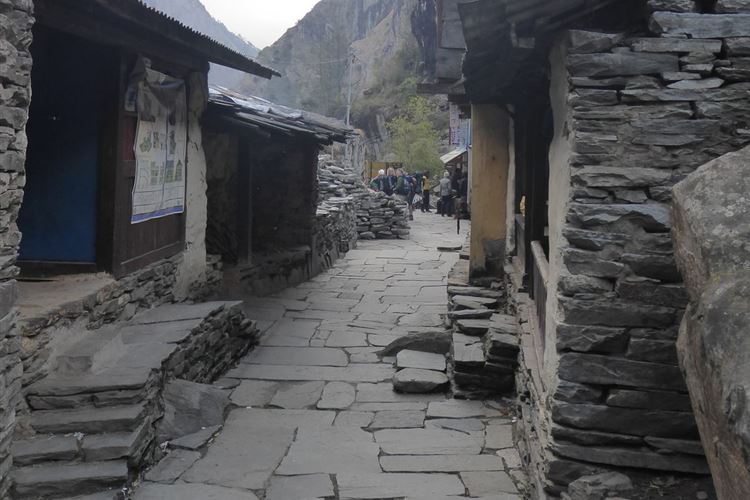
203 87 355 296
0 0 278 495
422 0 750 496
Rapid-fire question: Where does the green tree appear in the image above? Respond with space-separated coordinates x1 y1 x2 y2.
386 96 443 174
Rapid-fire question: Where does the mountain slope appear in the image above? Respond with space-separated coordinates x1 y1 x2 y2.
240 0 440 155
141 0 259 88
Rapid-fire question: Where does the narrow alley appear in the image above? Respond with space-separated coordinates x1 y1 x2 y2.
132 212 525 500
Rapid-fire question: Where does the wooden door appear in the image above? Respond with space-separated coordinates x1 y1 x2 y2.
111 54 186 278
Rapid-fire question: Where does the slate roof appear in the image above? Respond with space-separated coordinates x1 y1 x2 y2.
207 86 354 145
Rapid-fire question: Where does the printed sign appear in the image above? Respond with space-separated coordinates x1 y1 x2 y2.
131 67 187 224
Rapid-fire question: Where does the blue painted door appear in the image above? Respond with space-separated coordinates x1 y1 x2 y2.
19 29 103 263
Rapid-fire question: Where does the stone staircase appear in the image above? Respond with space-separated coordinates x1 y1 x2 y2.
447 285 520 399
11 301 257 499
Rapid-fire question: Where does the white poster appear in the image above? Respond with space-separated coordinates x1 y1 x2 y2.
131 67 187 224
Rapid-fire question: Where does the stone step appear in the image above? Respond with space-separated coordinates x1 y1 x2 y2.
455 319 492 336
28 382 156 411
28 370 152 399
451 295 498 310
447 286 503 300
453 345 485 373
12 460 129 499
12 435 80 467
446 309 495 321
81 423 152 463
31 403 148 435
483 330 520 361
53 328 122 376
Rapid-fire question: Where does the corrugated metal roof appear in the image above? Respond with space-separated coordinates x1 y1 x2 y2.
112 0 280 78
440 147 468 164
207 86 354 145
36 0 279 79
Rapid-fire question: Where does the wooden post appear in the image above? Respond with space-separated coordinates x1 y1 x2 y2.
469 104 510 278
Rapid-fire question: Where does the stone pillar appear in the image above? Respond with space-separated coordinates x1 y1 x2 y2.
0 0 33 496
469 104 510 278
175 71 209 300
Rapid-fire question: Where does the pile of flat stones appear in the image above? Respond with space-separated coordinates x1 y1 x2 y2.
317 156 410 240
447 286 521 398
392 349 450 394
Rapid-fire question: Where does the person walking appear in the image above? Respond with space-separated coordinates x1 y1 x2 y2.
386 167 398 196
421 172 431 212
395 169 415 220
439 171 453 217
370 169 388 192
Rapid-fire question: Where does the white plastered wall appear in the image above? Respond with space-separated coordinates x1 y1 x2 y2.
543 37 574 387
174 72 209 299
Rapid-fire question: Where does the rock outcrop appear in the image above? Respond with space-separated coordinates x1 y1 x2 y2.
672 145 750 499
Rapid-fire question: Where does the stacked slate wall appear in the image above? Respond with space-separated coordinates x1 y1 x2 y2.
0 0 32 495
318 156 410 240
539 0 750 492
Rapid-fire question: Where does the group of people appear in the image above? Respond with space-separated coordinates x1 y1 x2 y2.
436 168 468 218
369 166 469 219
369 167 420 219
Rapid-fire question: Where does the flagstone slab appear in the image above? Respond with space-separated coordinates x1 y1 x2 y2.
269 381 325 409
317 382 356 409
265 474 334 500
369 410 425 429
427 400 503 419
144 450 201 484
226 364 393 383
396 350 447 371
393 368 449 393
229 381 279 407
485 424 514 450
334 411 375 427
337 472 465 499
244 347 348 367
425 418 486 433
325 331 369 347
380 454 504 472
356 382 443 403
460 471 519 496
134 483 258 500
181 416 295 490
346 347 381 363
351 402 428 412
374 428 483 455
275 427 381 475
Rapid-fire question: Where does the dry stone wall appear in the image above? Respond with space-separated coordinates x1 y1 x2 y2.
543 0 750 490
318 155 410 240
0 0 32 496
19 255 182 390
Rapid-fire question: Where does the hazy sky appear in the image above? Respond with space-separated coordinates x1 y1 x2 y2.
200 0 320 48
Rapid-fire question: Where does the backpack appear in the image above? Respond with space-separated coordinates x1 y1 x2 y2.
383 176 395 196
395 177 409 196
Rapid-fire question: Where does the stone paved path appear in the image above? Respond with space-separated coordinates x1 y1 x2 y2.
134 212 525 500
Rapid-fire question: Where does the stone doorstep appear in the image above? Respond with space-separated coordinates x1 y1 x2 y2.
12 435 80 467
16 301 253 497
12 461 129 499
30 402 148 435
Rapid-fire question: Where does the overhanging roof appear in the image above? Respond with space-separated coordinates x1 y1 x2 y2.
457 0 630 102
207 86 355 145
34 0 279 79
441 147 468 164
